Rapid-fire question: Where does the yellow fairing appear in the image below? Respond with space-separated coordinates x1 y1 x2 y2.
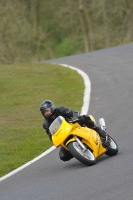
81 137 106 158
51 116 106 158
52 118 73 147
67 125 106 158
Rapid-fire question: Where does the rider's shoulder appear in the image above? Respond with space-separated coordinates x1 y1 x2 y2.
56 106 70 113
55 106 67 110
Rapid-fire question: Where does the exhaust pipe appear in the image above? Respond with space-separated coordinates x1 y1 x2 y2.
99 118 106 131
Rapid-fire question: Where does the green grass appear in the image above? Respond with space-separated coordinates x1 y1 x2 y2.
0 63 84 177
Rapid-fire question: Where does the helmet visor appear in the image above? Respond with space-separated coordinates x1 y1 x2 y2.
43 108 51 115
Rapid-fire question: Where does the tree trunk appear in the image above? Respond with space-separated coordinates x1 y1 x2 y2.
79 0 89 52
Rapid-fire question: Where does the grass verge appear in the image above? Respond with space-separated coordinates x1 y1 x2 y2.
0 63 84 177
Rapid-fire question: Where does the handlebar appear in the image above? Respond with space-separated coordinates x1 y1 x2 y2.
67 117 79 123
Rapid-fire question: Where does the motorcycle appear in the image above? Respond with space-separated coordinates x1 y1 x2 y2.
49 115 118 166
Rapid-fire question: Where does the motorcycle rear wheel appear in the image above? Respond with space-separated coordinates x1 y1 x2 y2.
105 136 119 156
67 142 96 166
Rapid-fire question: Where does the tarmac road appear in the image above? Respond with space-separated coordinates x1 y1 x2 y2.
0 44 133 200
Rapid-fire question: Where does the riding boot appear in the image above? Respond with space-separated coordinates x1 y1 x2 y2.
78 115 109 147
93 125 107 137
93 125 109 147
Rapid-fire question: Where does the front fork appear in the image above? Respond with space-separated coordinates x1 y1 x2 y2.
73 135 87 152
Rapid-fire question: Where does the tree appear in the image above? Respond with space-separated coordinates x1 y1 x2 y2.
79 0 90 52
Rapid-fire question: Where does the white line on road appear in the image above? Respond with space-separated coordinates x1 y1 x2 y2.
0 63 91 182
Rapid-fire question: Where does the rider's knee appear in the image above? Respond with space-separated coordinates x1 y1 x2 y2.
59 147 73 161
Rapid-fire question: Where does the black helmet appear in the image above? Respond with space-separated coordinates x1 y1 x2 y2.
40 100 56 119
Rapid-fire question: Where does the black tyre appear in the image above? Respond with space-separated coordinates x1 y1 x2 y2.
105 136 119 156
67 142 96 166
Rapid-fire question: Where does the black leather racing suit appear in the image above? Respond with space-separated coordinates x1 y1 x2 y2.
42 106 106 161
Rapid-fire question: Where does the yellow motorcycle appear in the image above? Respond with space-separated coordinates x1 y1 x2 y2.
49 115 118 166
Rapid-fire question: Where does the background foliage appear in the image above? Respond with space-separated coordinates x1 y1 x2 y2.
0 0 133 64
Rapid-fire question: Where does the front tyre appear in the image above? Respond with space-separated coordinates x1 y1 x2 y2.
67 142 96 166
105 136 119 156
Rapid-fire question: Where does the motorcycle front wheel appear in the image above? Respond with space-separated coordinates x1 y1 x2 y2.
67 142 96 166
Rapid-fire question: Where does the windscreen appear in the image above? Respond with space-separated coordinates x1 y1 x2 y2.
49 116 63 135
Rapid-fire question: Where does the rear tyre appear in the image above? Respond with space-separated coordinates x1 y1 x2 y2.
105 136 119 156
67 142 96 166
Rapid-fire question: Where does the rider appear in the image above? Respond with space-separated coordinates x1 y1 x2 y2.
40 100 109 161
